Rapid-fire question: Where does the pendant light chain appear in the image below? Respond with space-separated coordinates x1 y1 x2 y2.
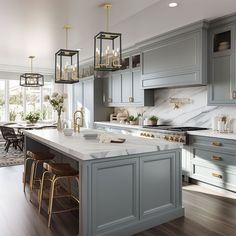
106 5 109 32
29 56 35 73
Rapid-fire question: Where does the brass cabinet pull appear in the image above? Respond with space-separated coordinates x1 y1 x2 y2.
232 91 236 99
128 97 133 102
212 172 223 179
212 141 222 146
211 156 222 161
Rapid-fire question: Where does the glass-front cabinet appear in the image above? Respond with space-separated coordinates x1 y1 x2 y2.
104 53 153 107
208 22 236 105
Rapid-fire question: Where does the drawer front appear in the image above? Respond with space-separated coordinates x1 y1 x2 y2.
193 147 236 169
190 135 236 153
192 163 236 191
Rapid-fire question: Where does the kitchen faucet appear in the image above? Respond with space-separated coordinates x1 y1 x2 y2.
73 109 84 133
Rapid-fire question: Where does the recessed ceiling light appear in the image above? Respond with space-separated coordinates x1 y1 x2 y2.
169 2 178 8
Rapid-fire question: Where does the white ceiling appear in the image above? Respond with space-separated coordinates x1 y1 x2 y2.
1 0 236 71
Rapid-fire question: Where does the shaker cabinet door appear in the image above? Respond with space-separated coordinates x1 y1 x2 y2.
111 73 122 104
121 71 132 103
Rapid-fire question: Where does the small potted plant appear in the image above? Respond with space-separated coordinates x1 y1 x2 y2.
128 115 138 125
24 111 41 124
148 115 158 125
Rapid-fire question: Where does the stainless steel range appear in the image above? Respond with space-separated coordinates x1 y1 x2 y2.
139 125 208 144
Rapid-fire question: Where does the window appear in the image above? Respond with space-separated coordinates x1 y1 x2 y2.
0 79 54 122
0 81 5 122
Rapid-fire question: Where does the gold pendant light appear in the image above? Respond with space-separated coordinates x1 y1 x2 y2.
20 56 44 87
55 25 80 84
94 3 122 71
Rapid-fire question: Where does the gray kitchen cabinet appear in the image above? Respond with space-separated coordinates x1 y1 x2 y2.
188 135 236 192
141 21 208 89
208 17 236 105
73 76 112 128
121 71 133 103
104 69 154 107
111 72 122 104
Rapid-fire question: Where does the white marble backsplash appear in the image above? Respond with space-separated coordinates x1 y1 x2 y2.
116 86 236 129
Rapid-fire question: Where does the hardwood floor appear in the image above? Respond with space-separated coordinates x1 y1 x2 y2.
0 166 236 236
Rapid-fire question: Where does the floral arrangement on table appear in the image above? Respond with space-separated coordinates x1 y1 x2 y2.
24 111 41 124
44 92 67 130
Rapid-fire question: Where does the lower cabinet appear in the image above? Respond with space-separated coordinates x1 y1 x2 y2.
188 135 236 192
90 151 183 236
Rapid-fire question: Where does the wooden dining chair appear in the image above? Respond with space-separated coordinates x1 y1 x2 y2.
0 126 24 152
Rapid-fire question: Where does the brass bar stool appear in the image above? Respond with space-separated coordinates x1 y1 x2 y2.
23 151 55 200
38 162 79 228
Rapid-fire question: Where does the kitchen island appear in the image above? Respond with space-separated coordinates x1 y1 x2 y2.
24 129 184 236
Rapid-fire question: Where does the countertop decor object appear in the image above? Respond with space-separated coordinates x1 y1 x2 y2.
20 56 44 87
94 3 122 71
55 25 80 84
44 92 67 131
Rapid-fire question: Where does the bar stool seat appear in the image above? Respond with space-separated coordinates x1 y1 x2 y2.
23 150 55 201
39 162 79 228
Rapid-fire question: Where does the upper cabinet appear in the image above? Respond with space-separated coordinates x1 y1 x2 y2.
208 15 236 105
140 22 208 89
104 53 154 107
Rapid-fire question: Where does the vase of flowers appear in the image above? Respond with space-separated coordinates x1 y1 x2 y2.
44 92 67 131
24 111 41 124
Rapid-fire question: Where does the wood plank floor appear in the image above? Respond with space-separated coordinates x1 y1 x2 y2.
0 166 236 236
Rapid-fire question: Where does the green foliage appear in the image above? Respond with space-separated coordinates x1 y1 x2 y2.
149 115 158 122
24 111 41 123
128 115 138 122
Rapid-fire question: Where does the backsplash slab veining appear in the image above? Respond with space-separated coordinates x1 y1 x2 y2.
115 86 236 130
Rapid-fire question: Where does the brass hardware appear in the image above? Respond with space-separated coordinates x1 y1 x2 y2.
211 156 222 161
128 97 133 103
212 141 222 146
73 109 84 133
212 172 223 179
232 91 236 99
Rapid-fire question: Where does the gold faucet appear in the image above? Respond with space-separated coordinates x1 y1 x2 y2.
73 110 84 133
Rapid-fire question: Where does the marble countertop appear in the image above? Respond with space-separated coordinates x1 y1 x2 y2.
94 121 142 130
187 130 236 140
24 129 181 161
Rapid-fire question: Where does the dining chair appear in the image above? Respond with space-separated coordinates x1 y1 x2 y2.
0 126 24 152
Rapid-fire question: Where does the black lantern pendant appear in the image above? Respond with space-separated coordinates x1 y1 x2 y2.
55 25 80 84
94 4 122 71
20 56 44 87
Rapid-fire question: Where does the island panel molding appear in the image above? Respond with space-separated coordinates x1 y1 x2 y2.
24 129 184 236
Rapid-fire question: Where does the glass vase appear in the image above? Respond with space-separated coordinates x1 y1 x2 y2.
57 115 62 131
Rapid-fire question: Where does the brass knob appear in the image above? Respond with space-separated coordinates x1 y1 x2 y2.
151 134 155 138
147 133 150 137
164 136 169 140
212 141 222 147
211 156 222 161
169 136 174 141
174 137 179 142
179 138 185 143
